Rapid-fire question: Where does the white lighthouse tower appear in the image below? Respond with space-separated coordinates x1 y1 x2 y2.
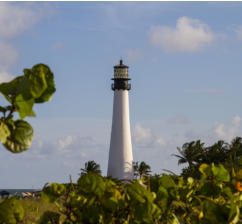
107 60 134 180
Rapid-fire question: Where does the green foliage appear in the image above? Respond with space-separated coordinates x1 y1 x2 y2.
0 63 55 224
39 211 60 224
0 63 55 153
42 183 67 203
3 120 33 153
174 138 242 179
0 198 24 224
41 163 242 224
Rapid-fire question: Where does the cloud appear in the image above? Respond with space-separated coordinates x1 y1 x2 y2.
0 3 53 80
214 115 242 141
0 71 14 83
0 42 18 83
0 41 18 70
184 88 227 95
0 2 39 40
133 123 166 148
26 134 104 160
125 48 142 63
149 17 215 52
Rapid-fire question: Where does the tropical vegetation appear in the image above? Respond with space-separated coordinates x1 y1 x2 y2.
173 138 242 179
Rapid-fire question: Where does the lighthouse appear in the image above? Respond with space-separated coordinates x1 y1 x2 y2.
107 60 134 180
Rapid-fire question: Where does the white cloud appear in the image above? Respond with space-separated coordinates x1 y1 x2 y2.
214 115 242 141
149 17 215 52
26 134 103 159
0 2 40 40
0 41 18 70
0 3 53 80
0 71 14 83
133 123 166 148
59 136 74 150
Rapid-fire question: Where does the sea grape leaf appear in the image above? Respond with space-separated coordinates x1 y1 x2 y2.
0 121 10 144
78 173 105 198
127 182 161 222
156 185 169 212
0 64 55 119
3 120 33 153
202 200 227 224
199 182 221 197
15 94 35 119
24 67 47 98
228 203 240 224
42 183 66 203
32 64 56 103
0 76 24 98
212 164 230 182
159 174 176 189
199 164 212 177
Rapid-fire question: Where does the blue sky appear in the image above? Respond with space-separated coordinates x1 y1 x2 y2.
1 2 242 188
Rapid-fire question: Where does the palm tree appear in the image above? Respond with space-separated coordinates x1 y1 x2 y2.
203 140 228 164
133 161 151 179
80 160 101 175
228 137 242 173
138 161 151 178
172 140 205 167
133 161 139 179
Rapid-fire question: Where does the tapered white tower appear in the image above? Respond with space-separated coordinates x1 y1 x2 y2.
107 60 133 180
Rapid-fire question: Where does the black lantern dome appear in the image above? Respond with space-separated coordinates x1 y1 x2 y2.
111 60 131 91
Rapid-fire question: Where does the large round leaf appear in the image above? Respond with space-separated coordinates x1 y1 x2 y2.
4 120 33 153
31 64 56 103
0 121 10 144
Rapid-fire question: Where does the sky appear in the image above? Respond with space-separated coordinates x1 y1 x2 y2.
1 2 242 188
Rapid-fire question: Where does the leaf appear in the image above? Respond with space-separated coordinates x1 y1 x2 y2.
0 121 10 144
15 94 35 119
78 173 105 198
24 68 47 98
228 203 240 224
202 200 227 224
127 182 161 222
212 164 230 182
199 182 220 197
42 183 66 203
156 186 168 212
3 120 34 153
0 76 24 99
159 174 176 189
32 64 56 103
199 164 211 176
0 64 55 108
